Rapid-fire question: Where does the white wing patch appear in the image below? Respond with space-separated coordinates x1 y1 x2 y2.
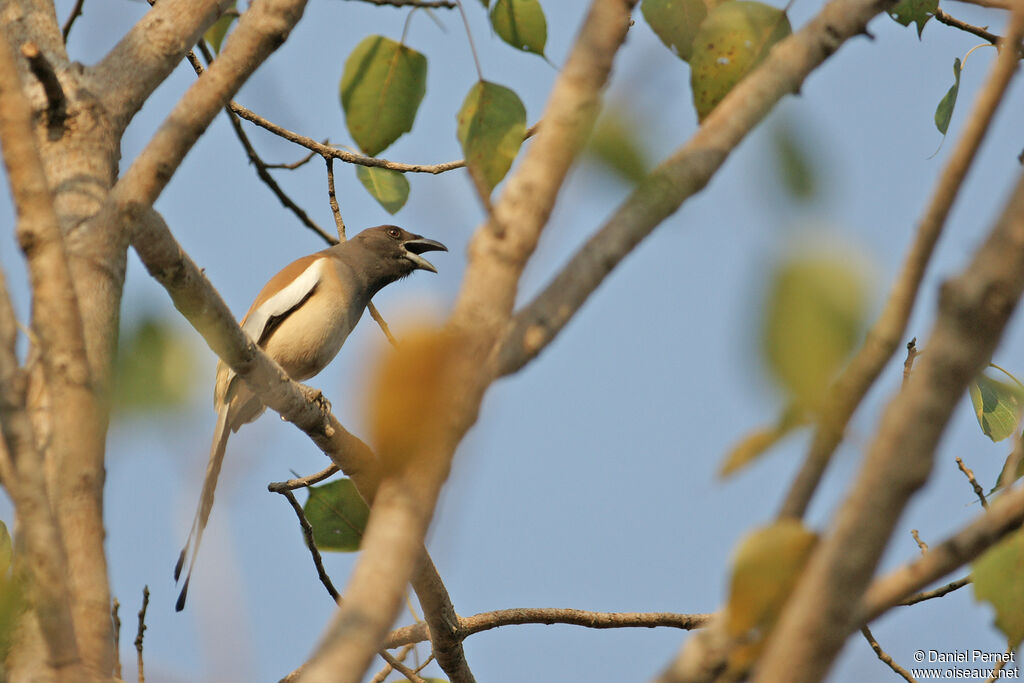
241 258 325 344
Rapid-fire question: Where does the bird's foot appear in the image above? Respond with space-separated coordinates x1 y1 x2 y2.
301 386 332 415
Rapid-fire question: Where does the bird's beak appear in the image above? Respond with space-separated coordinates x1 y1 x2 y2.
402 236 448 274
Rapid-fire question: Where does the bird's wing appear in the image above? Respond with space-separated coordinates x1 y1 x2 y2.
241 254 326 346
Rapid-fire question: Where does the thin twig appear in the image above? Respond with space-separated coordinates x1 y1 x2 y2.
455 0 484 81
61 0 87 43
268 465 340 492
861 626 919 683
934 8 1018 50
384 607 712 648
899 576 971 606
112 598 122 680
135 586 149 683
345 0 456 7
272 487 426 683
326 157 397 345
903 338 918 387
910 529 928 554
370 644 416 683
325 157 346 242
265 149 318 170
179 39 336 244
956 457 989 508
273 488 340 601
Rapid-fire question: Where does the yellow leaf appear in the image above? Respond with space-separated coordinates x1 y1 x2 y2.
726 520 817 638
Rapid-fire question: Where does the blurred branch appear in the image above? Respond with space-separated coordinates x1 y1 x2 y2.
756 136 1024 683
899 576 970 606
777 6 1024 521
857 479 1024 624
299 2 637 682
384 608 712 648
496 0 896 377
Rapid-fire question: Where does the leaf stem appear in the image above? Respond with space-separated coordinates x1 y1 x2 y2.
455 0 484 81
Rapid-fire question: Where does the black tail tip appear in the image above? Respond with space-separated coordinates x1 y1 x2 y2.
174 548 186 582
175 579 190 612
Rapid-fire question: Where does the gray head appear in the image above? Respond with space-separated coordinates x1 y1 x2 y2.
341 225 447 295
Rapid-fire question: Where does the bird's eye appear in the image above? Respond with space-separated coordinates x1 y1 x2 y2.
387 227 401 239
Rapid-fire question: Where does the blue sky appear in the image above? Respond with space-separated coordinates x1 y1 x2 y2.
2 0 1023 680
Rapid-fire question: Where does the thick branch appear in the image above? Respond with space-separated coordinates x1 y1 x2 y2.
778 7 1024 519
93 0 226 132
0 34 87 680
107 0 308 211
857 481 1024 624
384 608 712 648
496 0 894 376
298 2 637 682
754 118 1024 683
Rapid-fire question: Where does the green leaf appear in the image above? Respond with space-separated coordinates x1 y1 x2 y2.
457 80 527 192
973 527 1024 646
641 0 723 62
762 252 869 410
340 36 428 156
479 0 489 6
114 317 195 414
585 110 649 185
356 165 410 214
490 0 547 56
0 522 10 577
889 0 937 37
303 479 370 553
993 449 1024 494
690 1 792 122
204 5 237 55
969 370 1024 442
934 57 962 136
773 122 818 201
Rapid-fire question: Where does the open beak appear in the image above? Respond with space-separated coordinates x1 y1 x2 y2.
402 236 448 273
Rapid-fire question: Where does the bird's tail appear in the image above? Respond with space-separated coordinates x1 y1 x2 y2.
175 404 231 611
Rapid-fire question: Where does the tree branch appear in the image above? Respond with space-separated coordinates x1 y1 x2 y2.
754 44 1024 683
384 608 712 648
129 208 471 683
777 2 1024 520
298 2 638 682
496 0 893 376
93 0 226 132
106 0 308 212
861 626 918 683
857 480 1024 624
344 0 457 7
0 33 87 680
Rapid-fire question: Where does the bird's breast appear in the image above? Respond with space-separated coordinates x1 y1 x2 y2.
261 276 362 382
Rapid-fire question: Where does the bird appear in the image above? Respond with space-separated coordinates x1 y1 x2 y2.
174 224 447 611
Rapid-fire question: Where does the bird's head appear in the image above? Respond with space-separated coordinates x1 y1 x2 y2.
352 225 448 279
